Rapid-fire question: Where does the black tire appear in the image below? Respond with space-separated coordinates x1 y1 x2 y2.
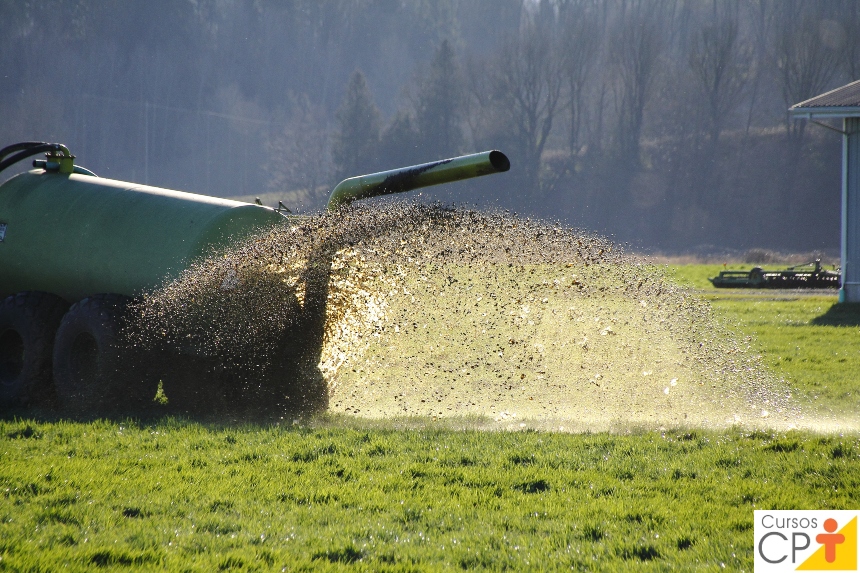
0 292 69 406
52 294 142 413
749 267 765 286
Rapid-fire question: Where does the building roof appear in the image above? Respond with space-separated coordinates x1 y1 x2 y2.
790 80 860 119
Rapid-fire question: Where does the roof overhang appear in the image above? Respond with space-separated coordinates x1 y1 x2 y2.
789 80 860 120
789 107 860 120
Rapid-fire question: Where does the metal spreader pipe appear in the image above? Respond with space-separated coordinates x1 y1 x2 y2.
326 150 510 210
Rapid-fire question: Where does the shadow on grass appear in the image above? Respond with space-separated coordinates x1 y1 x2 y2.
811 303 860 327
0 403 303 427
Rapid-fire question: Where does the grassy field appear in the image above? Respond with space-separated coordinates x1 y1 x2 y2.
1 419 858 571
667 264 860 413
1 264 858 571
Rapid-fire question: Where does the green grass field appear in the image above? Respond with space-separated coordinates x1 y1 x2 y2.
667 264 860 414
1 419 858 571
1 264 858 571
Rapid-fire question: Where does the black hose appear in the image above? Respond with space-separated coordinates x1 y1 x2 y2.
0 142 57 162
0 143 69 175
0 141 46 162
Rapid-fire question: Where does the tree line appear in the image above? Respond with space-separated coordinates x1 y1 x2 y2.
1 0 856 252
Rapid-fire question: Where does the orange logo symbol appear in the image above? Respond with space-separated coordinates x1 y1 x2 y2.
797 516 857 570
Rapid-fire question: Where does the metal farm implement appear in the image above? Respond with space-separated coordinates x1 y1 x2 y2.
708 260 840 289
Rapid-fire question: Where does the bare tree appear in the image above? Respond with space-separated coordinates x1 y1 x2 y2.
688 3 749 144
741 0 778 136
462 51 501 154
837 0 860 80
609 7 662 166
775 8 841 138
490 19 563 193
558 1 600 155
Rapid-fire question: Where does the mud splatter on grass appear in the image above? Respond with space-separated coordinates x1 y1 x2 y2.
130 202 810 431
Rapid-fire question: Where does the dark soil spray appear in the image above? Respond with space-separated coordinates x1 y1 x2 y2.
129 203 829 431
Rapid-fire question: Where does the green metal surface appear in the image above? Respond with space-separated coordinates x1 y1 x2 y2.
0 146 510 303
326 150 510 210
0 171 286 301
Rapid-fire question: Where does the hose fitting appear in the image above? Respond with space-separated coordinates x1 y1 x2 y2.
0 142 73 175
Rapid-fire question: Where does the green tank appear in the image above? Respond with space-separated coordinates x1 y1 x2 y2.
0 170 286 302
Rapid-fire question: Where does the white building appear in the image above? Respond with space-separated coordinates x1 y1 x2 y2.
791 80 860 303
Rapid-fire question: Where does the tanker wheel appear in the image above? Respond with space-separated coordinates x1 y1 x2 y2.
0 292 69 406
53 294 144 413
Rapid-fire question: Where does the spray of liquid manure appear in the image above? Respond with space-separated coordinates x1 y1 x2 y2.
128 202 829 432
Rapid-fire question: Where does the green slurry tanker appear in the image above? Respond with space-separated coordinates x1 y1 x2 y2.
0 141 510 411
